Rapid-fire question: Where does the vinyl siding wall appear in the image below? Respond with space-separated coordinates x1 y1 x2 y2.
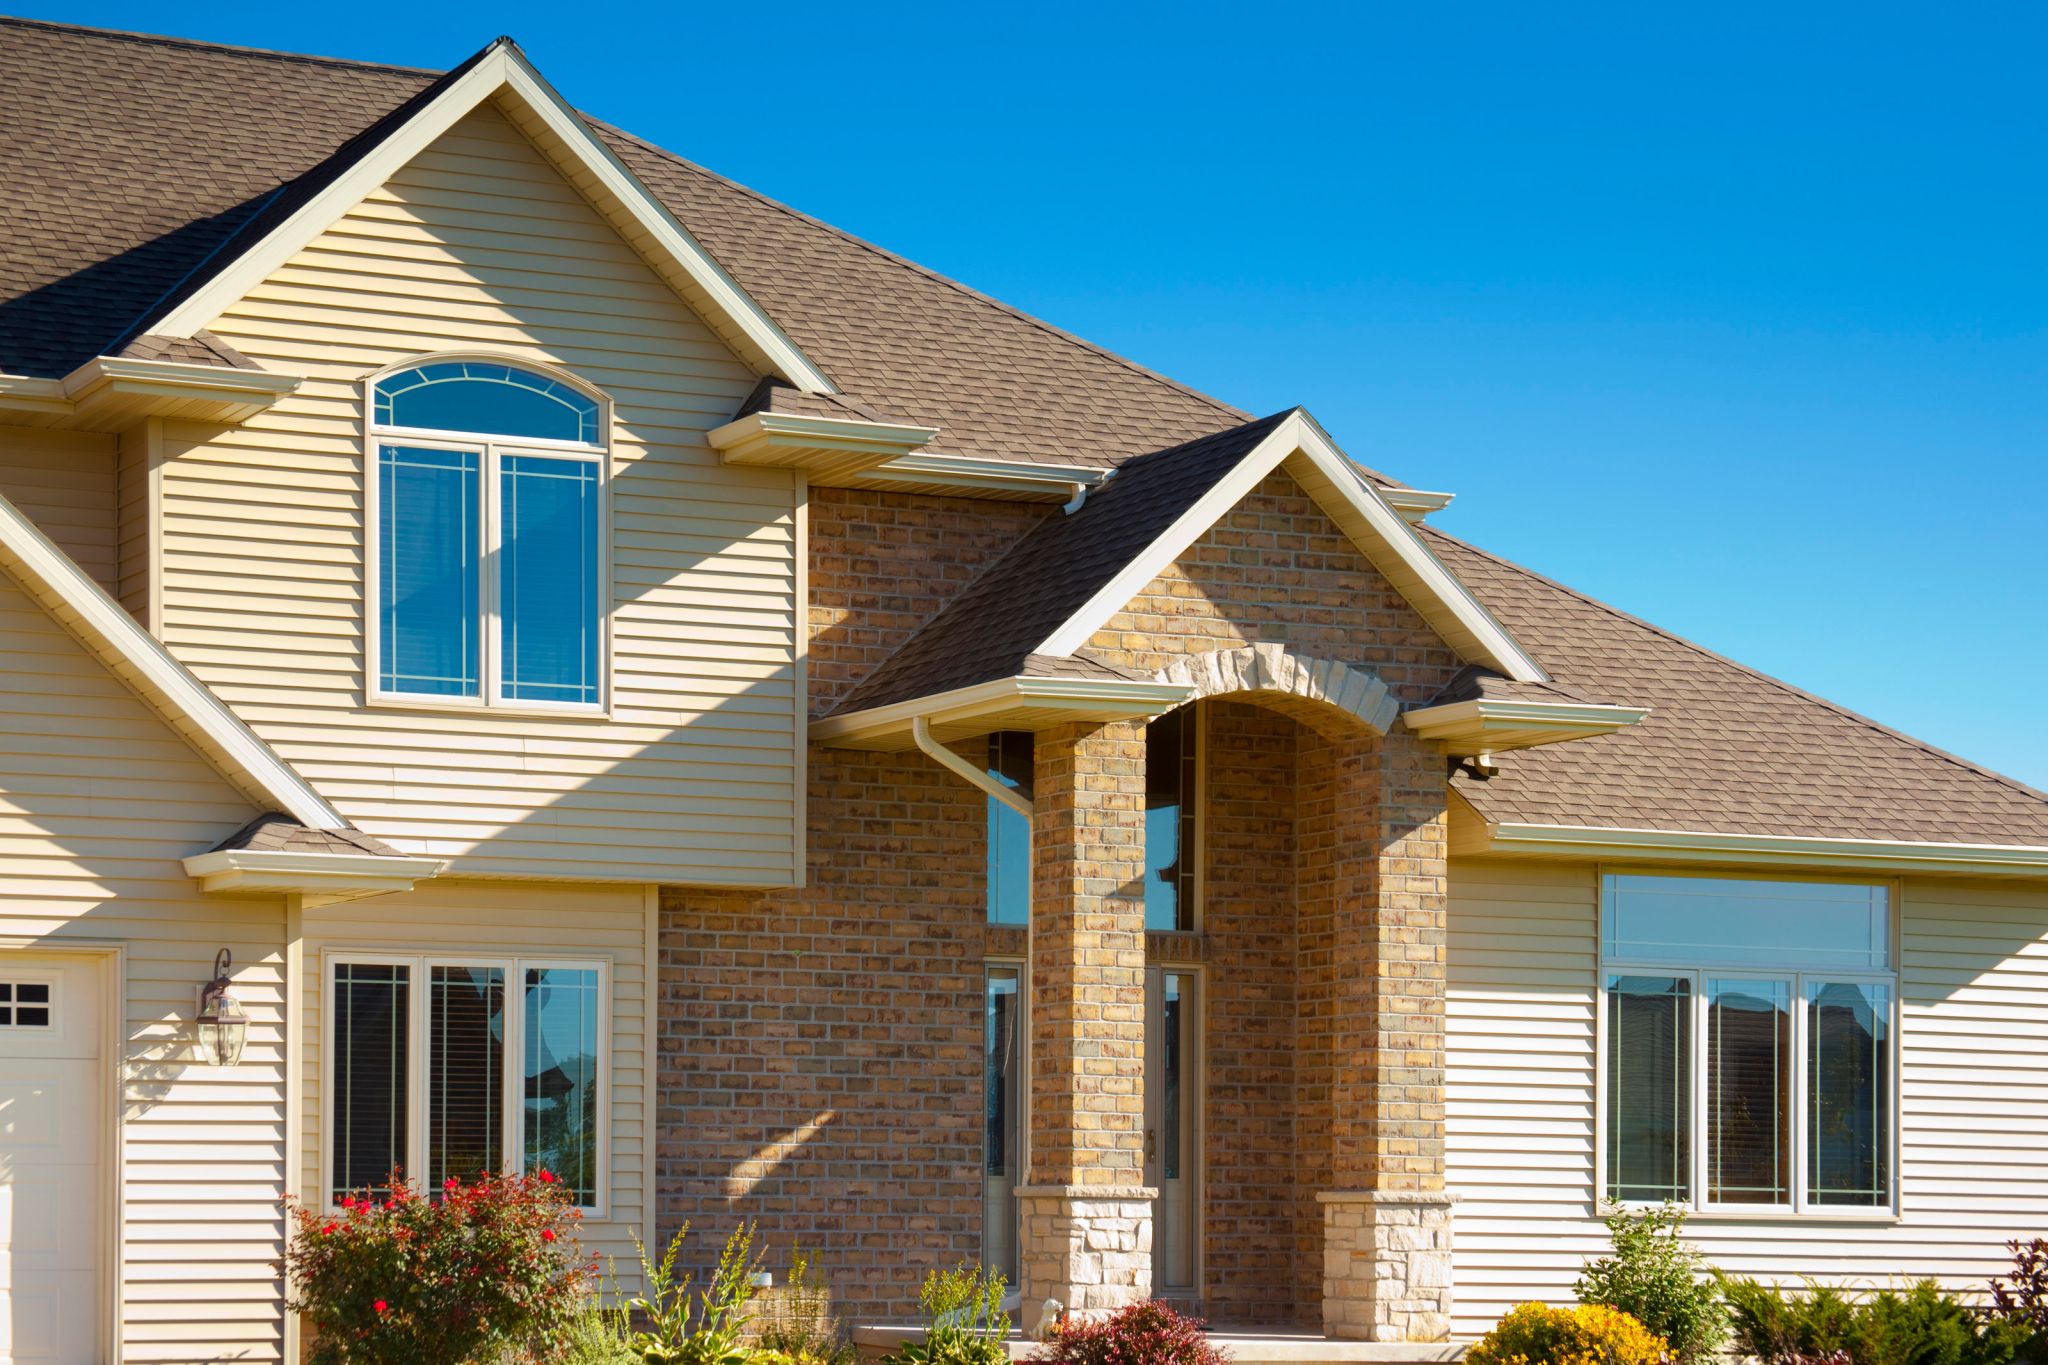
0 559 285 1361
296 879 656 1287
179 100 799 884
1446 857 2048 1337
0 424 118 592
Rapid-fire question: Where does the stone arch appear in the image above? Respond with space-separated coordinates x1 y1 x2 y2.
1146 642 1400 739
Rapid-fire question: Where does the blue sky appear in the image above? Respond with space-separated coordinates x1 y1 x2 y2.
22 1 2047 789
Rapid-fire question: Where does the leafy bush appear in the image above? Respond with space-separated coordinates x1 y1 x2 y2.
754 1246 854 1365
1030 1300 1228 1365
883 1263 1010 1365
558 1262 638 1365
1574 1202 1728 1361
1722 1277 2034 1365
279 1167 590 1365
1465 1302 1668 1365
1991 1241 2048 1335
629 1222 764 1365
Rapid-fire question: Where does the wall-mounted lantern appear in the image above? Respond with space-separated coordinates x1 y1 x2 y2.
196 948 248 1067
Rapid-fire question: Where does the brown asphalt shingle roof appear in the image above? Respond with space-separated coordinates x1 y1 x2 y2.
211 813 408 858
832 412 1295 715
1433 530 2048 846
5 20 2045 850
0 17 1252 468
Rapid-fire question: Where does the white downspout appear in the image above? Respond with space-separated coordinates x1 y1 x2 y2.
910 716 1036 1197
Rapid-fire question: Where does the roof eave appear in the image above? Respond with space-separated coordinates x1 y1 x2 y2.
0 356 302 431
182 847 449 907
1464 819 2048 879
708 411 939 482
813 675 1196 752
1403 697 1651 755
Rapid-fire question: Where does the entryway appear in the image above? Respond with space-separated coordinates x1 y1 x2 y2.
1145 965 1200 1298
0 952 105 1365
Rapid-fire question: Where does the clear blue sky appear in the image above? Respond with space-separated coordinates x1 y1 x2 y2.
22 1 2047 789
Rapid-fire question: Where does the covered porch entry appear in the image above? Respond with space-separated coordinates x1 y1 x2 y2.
974 647 1459 1342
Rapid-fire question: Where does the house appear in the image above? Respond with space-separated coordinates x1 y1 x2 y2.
1 15 2046 1364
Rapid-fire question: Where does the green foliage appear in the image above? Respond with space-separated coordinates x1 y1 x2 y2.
1721 1276 2035 1365
1574 1202 1729 1361
278 1168 590 1365
629 1222 764 1365
1465 1302 1669 1365
558 1262 639 1365
883 1263 1010 1365
753 1246 855 1365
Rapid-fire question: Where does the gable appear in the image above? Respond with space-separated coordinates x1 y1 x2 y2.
167 102 804 884
1078 468 1464 705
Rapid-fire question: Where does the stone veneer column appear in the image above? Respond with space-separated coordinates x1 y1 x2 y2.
1300 728 1456 1342
1017 719 1155 1331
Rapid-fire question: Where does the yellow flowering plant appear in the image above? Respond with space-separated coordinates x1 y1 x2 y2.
1466 1302 1670 1365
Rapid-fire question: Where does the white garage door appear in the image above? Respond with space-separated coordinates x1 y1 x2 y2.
0 954 102 1365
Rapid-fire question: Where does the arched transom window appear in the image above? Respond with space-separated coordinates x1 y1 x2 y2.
369 360 606 710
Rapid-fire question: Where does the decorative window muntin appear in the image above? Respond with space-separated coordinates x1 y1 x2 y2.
1600 872 1897 1216
326 953 609 1215
0 978 54 1029
368 359 607 711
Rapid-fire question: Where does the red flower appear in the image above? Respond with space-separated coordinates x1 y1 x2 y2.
373 1299 388 1314
322 1222 337 1235
340 1196 357 1210
538 1169 556 1183
541 1229 556 1243
444 1177 459 1191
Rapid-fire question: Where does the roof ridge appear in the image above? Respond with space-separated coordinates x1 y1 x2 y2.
587 117 1254 436
1423 525 2048 810
0 15 444 77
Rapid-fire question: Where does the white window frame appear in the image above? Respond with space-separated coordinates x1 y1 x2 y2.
1595 869 1902 1221
364 356 612 717
322 950 612 1218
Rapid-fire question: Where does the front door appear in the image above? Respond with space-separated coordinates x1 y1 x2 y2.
0 952 103 1365
1143 966 1199 1297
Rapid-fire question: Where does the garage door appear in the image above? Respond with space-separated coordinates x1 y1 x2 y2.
0 954 102 1365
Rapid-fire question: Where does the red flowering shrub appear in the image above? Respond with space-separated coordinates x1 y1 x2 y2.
279 1168 591 1364
1031 1301 1229 1365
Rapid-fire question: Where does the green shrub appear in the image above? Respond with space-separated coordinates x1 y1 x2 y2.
1575 1202 1728 1361
278 1168 590 1365
1722 1276 2034 1365
1466 1302 1668 1365
883 1263 1009 1365
629 1222 764 1365
753 1246 854 1365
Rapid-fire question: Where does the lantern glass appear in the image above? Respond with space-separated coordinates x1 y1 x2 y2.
196 950 248 1067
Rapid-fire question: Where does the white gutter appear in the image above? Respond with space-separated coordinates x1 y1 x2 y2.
910 716 1035 1179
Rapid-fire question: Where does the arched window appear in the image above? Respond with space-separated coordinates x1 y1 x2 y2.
369 360 606 709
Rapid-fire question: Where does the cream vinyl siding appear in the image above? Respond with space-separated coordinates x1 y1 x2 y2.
298 879 653 1284
177 101 798 883
1446 857 2048 1337
0 561 284 1361
0 425 118 591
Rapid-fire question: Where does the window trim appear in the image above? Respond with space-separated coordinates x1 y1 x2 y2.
363 356 613 717
321 949 612 1218
981 956 1027 1280
1594 868 1902 1221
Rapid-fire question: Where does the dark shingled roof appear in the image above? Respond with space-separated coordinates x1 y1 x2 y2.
831 412 1294 715
0 17 1256 468
1435 531 2048 846
734 376 917 428
211 813 409 858
115 332 260 369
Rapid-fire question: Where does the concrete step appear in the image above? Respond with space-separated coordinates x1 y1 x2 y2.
851 1325 1466 1363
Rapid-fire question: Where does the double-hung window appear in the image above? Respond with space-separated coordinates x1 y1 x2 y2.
328 954 608 1213
370 360 607 710
1601 872 1897 1215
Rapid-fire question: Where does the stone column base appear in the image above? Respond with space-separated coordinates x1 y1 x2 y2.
1015 1185 1158 1333
1318 1190 1457 1343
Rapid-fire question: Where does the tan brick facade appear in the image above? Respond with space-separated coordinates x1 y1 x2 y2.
657 474 1459 1335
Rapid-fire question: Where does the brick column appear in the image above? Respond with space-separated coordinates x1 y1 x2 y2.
1298 728 1455 1342
1018 719 1155 1331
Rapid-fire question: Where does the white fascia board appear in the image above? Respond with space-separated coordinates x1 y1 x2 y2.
1032 411 1547 682
810 675 1195 745
1380 486 1456 522
0 489 345 829
1473 820 2048 878
708 411 939 458
1404 697 1651 745
64 356 302 400
147 47 835 395
182 849 449 904
848 453 1112 499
